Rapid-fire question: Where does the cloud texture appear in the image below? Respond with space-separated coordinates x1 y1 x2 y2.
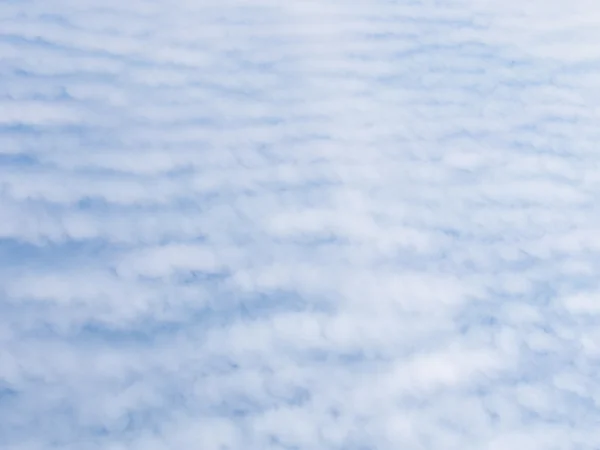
1 0 600 448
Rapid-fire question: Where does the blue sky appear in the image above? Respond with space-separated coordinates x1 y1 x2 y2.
1 0 600 449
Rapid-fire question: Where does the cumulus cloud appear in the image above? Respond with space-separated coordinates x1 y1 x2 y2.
1 0 600 448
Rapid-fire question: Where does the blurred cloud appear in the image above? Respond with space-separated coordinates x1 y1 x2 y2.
1 0 600 449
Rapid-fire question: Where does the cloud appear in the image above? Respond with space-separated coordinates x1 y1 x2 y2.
1 0 600 449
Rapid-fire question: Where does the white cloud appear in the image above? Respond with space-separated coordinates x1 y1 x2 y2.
1 0 600 449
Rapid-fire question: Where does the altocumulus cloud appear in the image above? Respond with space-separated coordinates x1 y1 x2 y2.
1 0 600 449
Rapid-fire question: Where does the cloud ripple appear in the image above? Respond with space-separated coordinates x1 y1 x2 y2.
1 0 600 449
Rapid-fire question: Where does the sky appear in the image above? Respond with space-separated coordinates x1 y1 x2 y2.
1 0 600 449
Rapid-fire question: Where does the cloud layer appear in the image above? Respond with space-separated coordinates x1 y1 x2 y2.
2 0 600 448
